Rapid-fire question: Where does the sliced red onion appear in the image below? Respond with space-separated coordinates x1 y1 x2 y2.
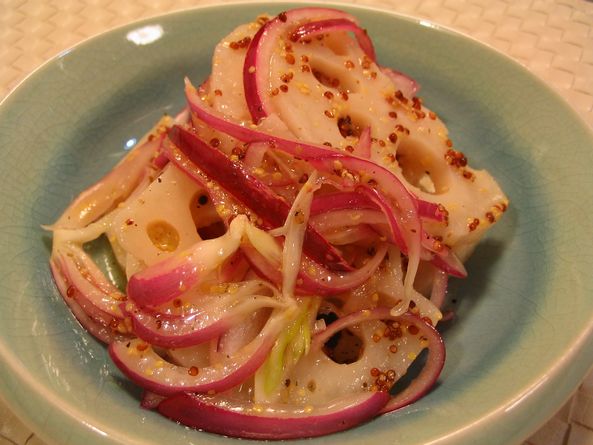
157 390 389 440
150 109 189 169
185 79 421 241
126 215 246 308
50 258 127 344
420 229 467 278
125 294 285 348
310 189 464 278
355 184 408 252
215 250 249 283
243 15 281 123
184 81 442 293
417 199 448 223
167 124 351 272
380 67 419 98
167 125 289 231
290 18 376 62
109 308 288 396
308 155 424 296
185 81 467 285
310 190 378 216
309 157 419 241
151 152 169 170
53 245 125 324
352 189 464 277
185 78 421 249
165 140 247 225
53 135 163 230
187 78 329 158
239 244 284 288
243 141 268 168
243 242 388 296
310 306 391 351
244 7 360 123
169 126 290 228
303 245 391 296
428 246 467 278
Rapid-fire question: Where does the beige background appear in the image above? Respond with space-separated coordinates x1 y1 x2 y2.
1 1 592 444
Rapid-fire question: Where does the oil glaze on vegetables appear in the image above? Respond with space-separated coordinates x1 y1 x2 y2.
47 7 508 439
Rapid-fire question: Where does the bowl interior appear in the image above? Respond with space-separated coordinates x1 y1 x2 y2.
1 3 592 445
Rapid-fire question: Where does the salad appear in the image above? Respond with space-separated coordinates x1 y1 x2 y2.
48 7 508 440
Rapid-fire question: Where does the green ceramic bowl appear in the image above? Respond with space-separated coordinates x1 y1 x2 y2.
1 2 592 444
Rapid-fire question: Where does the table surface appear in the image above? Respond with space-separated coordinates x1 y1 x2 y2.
1 1 592 445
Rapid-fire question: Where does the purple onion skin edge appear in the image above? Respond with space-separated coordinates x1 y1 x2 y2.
157 390 390 440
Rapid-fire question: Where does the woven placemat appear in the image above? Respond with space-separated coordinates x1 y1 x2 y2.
1 1 592 444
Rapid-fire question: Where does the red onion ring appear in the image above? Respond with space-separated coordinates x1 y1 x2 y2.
51 245 126 324
244 7 361 123
310 190 379 216
157 390 390 440
429 247 467 278
290 18 376 61
126 226 242 308
109 308 287 396
167 124 352 272
380 67 419 98
50 258 127 344
184 79 457 293
124 293 284 348
417 199 448 223
184 79 422 255
188 83 468 281
242 242 388 296
355 184 408 252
